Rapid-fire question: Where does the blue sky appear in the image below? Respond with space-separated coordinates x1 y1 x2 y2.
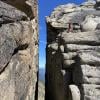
39 0 84 68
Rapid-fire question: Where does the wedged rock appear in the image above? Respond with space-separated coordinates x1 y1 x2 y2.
0 1 27 24
78 51 100 65
63 60 75 69
61 30 100 45
62 52 77 60
48 42 58 51
65 44 100 51
69 85 80 100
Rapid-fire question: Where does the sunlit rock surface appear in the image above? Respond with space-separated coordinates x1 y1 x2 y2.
46 0 100 100
0 0 38 100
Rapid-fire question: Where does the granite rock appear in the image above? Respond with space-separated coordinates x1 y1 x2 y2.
0 0 38 100
46 1 100 100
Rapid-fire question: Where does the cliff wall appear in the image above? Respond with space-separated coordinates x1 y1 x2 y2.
46 1 100 100
0 0 38 100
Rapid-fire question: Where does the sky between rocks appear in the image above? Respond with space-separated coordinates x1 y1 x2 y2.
39 0 85 68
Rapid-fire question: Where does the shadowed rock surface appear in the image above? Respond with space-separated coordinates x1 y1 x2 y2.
46 0 100 100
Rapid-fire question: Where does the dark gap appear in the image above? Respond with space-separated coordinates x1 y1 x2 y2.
12 44 28 55
0 60 10 74
35 71 39 100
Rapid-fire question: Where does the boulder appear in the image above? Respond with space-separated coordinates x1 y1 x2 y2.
0 1 27 24
62 52 77 60
73 64 100 84
61 30 100 45
65 44 100 51
78 51 100 65
69 85 80 100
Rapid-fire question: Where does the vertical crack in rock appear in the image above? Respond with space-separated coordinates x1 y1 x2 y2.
46 1 100 100
0 0 38 100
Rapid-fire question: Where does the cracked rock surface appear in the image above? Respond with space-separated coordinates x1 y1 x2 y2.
0 0 38 100
46 0 100 100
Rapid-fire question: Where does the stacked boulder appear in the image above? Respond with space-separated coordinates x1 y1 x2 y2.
46 0 100 100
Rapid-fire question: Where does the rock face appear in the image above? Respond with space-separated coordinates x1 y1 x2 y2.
0 0 38 100
38 81 45 100
46 1 100 100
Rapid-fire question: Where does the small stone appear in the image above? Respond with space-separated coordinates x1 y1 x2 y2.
60 45 64 52
48 43 58 51
69 85 80 100
62 52 77 60
63 60 75 69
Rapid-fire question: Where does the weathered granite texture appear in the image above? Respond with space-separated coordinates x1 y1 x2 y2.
46 0 100 100
0 0 38 100
38 81 45 100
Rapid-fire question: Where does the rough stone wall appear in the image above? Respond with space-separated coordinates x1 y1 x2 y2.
46 1 100 100
0 0 38 100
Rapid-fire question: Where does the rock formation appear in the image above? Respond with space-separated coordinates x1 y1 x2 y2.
46 0 100 100
0 0 38 100
38 81 45 100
